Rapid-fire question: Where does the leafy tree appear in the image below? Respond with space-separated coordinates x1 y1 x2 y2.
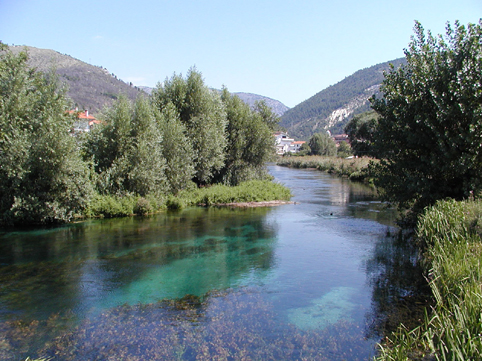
370 20 482 216
0 44 93 225
152 68 226 185
298 142 311 156
344 110 379 157
336 141 352 158
85 96 167 196
308 132 336 156
126 96 167 196
253 100 280 131
157 102 196 194
216 89 274 185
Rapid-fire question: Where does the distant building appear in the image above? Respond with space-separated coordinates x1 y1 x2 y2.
68 109 102 133
274 132 294 155
289 141 306 153
332 134 349 146
274 132 306 154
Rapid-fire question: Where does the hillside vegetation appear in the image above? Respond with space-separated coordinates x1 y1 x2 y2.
8 45 145 113
280 58 406 140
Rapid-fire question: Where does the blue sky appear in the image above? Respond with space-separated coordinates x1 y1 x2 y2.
1 0 481 107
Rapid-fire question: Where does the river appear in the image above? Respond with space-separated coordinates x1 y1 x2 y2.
0 165 412 360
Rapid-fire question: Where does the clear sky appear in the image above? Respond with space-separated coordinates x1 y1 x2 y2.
1 0 480 107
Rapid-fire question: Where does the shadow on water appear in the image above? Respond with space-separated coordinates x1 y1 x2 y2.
364 231 432 339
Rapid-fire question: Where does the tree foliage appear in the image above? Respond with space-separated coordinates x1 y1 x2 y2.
344 110 379 157
0 44 93 225
308 132 336 156
0 52 280 224
152 68 226 185
84 96 167 196
215 89 274 185
157 102 196 194
370 20 482 216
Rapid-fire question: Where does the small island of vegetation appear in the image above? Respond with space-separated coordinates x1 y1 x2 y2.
0 44 291 226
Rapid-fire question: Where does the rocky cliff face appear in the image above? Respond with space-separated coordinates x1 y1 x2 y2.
280 58 406 139
323 84 379 130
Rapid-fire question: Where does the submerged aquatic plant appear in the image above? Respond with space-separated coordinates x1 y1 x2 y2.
1 288 375 361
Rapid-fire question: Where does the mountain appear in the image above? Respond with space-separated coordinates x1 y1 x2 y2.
280 58 406 140
8 45 145 114
231 92 289 117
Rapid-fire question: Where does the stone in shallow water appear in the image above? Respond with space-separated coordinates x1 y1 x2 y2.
287 286 356 330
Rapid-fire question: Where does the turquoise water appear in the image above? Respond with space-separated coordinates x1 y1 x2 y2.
0 165 402 360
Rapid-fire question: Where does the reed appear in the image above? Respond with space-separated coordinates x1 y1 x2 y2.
376 198 482 360
277 156 374 182
171 180 292 209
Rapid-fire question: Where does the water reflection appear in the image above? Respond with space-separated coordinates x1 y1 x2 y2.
0 166 422 360
364 232 432 338
0 207 278 320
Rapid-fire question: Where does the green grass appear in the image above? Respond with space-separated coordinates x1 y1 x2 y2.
171 179 292 209
84 180 292 216
376 198 482 360
277 155 374 182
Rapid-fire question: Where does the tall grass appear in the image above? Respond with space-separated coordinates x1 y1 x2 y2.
84 180 292 216
277 156 374 182
171 179 292 209
376 198 482 360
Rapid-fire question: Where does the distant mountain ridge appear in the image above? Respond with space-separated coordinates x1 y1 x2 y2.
136 87 290 117
8 45 145 113
231 92 289 117
280 58 406 140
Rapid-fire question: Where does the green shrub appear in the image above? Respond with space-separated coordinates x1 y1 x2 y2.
133 197 152 215
86 194 136 218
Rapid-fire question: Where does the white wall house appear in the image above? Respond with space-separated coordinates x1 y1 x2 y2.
274 132 306 154
289 141 306 153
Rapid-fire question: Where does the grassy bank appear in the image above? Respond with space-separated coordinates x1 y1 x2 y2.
376 198 482 360
276 156 374 182
84 179 292 218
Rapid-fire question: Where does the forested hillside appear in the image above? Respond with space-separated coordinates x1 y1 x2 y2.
8 45 145 113
280 58 406 140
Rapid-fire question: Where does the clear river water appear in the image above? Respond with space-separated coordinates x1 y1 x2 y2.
0 165 407 360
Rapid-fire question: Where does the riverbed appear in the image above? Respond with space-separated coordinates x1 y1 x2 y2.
0 165 405 360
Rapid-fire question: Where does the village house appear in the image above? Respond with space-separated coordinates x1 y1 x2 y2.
274 132 307 154
274 131 349 155
274 131 295 155
289 141 306 153
332 134 349 146
68 109 102 133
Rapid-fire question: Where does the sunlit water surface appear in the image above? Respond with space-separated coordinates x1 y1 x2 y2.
0 165 401 360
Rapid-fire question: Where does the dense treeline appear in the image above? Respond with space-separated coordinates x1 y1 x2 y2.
0 45 282 226
280 58 406 139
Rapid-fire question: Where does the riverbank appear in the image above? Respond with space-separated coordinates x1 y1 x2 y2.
377 198 482 360
276 156 374 183
85 179 293 218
